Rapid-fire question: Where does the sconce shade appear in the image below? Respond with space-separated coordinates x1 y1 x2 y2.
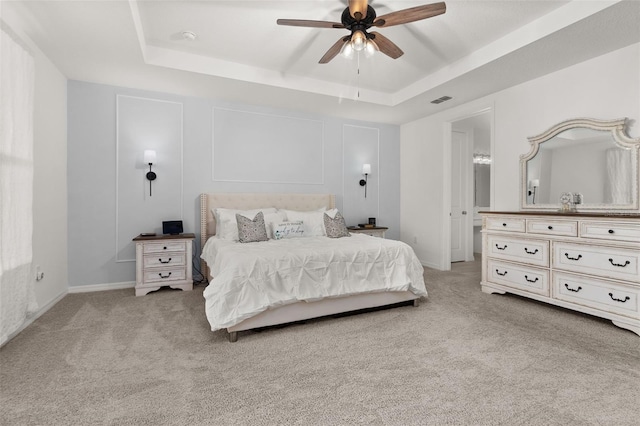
144 150 156 165
530 179 540 188
362 164 371 175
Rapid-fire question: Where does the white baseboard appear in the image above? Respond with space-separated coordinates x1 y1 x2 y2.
420 259 442 270
0 289 67 349
68 281 135 293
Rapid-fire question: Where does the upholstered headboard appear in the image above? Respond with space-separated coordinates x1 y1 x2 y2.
199 193 336 278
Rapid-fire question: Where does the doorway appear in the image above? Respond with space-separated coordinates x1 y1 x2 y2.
444 108 493 269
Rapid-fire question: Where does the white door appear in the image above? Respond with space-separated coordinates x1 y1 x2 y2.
451 130 469 262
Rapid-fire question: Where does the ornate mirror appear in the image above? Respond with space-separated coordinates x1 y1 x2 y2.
521 118 640 212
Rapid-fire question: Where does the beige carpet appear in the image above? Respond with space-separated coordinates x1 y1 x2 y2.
1 260 639 425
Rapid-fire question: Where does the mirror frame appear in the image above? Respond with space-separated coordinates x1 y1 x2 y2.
520 117 640 212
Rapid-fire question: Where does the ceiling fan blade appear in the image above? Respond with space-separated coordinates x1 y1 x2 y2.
369 32 404 59
319 37 350 64
348 0 368 20
277 19 345 29
373 2 446 28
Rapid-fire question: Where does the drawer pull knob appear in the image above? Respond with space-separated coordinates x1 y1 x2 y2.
564 283 582 293
159 258 172 264
608 258 630 268
547 226 553 230
163 246 167 250
524 275 539 283
608 293 630 303
502 223 507 227
495 269 507 276
158 272 172 279
495 244 508 251
524 248 539 255
608 229 614 234
564 253 582 261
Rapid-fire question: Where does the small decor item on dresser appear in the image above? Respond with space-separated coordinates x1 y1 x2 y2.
162 220 183 235
368 217 376 226
559 192 576 213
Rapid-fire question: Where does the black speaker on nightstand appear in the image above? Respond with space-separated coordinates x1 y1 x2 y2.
162 220 183 235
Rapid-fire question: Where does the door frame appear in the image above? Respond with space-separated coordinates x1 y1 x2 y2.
441 105 494 270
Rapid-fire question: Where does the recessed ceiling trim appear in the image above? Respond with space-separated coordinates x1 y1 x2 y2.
392 0 623 106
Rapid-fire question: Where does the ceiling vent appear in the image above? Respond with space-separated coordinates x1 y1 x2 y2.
430 95 452 104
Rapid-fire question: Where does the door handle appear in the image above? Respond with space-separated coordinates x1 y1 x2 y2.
462 211 467 215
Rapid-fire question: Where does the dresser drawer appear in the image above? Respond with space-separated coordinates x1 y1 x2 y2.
143 241 187 254
488 259 549 296
580 221 640 243
143 254 186 268
143 267 186 283
485 217 526 233
553 242 640 283
486 235 549 267
527 219 577 237
553 272 639 319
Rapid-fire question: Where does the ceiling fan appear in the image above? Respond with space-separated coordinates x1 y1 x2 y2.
277 0 446 64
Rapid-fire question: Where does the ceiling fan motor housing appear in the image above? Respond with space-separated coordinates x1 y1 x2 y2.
341 5 377 38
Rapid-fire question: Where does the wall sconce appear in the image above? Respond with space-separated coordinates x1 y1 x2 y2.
359 163 371 198
144 150 157 196
528 179 539 204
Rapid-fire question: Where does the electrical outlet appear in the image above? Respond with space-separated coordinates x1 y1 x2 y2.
35 266 44 281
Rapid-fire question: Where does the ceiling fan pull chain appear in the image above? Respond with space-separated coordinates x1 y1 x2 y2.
357 53 361 99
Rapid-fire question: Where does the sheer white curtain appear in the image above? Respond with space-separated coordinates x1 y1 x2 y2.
0 26 37 345
604 147 632 205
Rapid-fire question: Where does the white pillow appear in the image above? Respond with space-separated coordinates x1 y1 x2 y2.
213 207 277 241
273 221 305 240
282 208 327 237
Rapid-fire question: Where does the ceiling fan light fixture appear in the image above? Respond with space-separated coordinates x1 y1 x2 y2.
364 39 378 58
340 40 355 59
351 30 367 51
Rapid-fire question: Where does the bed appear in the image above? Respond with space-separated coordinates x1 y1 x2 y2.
200 193 427 342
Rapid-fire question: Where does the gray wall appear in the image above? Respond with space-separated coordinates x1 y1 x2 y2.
67 80 401 287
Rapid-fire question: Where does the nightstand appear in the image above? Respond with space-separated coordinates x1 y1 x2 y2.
348 226 388 238
132 233 195 296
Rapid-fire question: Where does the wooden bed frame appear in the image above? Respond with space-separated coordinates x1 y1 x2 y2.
200 193 420 342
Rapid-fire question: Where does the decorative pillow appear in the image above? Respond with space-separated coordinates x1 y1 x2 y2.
263 211 287 239
236 212 269 243
213 207 277 241
282 208 327 237
273 221 305 240
324 211 350 238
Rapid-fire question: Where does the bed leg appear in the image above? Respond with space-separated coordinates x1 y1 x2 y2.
228 331 238 343
413 299 419 307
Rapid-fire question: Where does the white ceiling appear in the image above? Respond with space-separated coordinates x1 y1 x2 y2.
4 0 640 124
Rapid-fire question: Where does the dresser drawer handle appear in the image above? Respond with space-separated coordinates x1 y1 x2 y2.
163 246 168 250
547 226 553 230
609 258 630 268
564 253 582 261
495 244 507 251
524 248 538 255
502 223 507 227
609 293 630 303
158 272 172 279
608 229 614 234
495 269 507 276
159 258 172 264
564 283 582 293
524 275 539 283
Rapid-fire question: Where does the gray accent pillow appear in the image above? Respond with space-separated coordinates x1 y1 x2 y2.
324 211 350 238
236 211 269 243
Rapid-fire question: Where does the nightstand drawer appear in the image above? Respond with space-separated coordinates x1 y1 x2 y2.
527 219 577 237
143 254 186 268
488 259 549 296
143 267 186 283
580 221 640 243
553 272 639 319
485 217 526 233
143 241 186 254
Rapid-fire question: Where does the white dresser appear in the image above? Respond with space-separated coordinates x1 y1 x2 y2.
133 233 195 296
481 212 640 336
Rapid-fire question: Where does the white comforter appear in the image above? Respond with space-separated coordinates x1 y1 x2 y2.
201 234 427 331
